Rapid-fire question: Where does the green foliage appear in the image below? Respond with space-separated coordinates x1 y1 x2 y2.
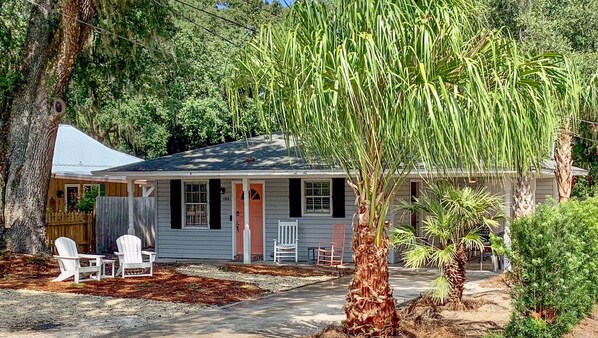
229 0 578 247
0 1 29 112
487 0 598 180
65 0 285 158
506 198 598 337
391 183 502 303
77 187 98 213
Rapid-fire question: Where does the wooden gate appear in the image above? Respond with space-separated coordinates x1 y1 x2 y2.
46 212 95 253
95 196 156 253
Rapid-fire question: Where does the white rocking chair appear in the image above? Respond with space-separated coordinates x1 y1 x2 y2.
115 235 156 278
53 237 102 283
273 220 299 263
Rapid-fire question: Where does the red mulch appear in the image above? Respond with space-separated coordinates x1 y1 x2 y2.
0 253 265 305
223 263 353 277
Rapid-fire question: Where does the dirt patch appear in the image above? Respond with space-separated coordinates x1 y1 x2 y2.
565 305 598 338
306 282 512 338
0 254 265 305
223 263 353 277
479 273 513 290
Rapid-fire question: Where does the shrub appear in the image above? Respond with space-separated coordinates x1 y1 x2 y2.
77 186 98 213
506 197 598 337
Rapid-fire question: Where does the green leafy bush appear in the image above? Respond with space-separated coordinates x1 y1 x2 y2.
506 197 598 337
77 187 98 213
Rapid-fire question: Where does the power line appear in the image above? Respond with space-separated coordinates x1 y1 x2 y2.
22 0 176 59
151 0 240 47
573 133 598 144
171 0 257 33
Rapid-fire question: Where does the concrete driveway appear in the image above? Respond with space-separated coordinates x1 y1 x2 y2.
107 267 496 338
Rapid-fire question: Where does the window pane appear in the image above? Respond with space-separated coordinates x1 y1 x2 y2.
200 192 207 203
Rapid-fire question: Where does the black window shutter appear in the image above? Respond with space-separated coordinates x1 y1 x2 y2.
170 180 182 229
332 178 345 218
289 178 302 217
209 179 221 229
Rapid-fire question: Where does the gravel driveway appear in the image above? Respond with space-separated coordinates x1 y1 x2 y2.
176 264 335 292
0 288 206 338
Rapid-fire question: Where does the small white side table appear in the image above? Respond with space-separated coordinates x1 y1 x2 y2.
102 259 116 278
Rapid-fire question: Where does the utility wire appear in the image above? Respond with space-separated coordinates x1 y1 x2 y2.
572 133 598 143
151 0 240 47
171 0 257 33
23 0 171 57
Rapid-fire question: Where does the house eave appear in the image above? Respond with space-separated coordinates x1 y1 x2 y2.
93 168 569 180
53 172 128 183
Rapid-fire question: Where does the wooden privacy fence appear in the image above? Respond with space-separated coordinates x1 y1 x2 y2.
95 196 156 253
46 212 95 254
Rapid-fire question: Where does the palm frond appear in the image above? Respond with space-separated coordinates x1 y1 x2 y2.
403 244 432 269
461 231 485 252
389 226 417 247
430 244 457 268
429 275 451 303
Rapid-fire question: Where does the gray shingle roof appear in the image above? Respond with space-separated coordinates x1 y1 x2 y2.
95 133 588 177
98 134 332 174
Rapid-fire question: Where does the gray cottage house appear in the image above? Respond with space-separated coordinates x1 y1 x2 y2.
94 134 586 264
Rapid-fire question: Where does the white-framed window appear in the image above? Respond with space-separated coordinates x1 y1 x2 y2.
303 179 332 215
183 181 209 228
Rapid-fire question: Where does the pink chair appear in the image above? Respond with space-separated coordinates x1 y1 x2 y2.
317 224 346 266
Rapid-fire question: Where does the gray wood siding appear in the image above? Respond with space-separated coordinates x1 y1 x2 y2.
156 179 233 259
536 178 556 206
155 176 527 261
263 179 356 262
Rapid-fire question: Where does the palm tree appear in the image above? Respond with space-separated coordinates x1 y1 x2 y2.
555 75 598 203
391 183 502 307
228 0 574 336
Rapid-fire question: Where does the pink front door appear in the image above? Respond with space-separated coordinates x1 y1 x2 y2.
235 183 264 256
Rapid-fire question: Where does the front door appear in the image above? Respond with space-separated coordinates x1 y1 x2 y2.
235 183 264 256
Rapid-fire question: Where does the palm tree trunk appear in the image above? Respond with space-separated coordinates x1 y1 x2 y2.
555 130 573 202
513 170 534 219
445 245 467 306
345 193 399 337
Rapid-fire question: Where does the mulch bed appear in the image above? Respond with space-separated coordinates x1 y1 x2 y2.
0 253 265 305
223 263 353 277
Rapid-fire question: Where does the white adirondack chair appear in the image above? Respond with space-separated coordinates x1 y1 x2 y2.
115 235 156 278
273 220 299 263
53 237 102 283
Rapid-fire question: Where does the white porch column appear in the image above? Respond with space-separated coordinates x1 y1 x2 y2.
503 178 512 271
127 179 135 235
243 178 251 264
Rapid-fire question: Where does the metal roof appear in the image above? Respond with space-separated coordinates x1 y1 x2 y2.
94 133 588 178
53 124 142 179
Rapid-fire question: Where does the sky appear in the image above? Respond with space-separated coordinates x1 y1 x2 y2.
268 0 294 6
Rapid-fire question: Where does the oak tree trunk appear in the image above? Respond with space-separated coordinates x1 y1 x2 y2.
513 170 534 219
555 130 573 202
1 0 95 253
345 194 399 337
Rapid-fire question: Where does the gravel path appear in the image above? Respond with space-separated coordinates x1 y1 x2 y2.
176 264 335 292
0 288 206 338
